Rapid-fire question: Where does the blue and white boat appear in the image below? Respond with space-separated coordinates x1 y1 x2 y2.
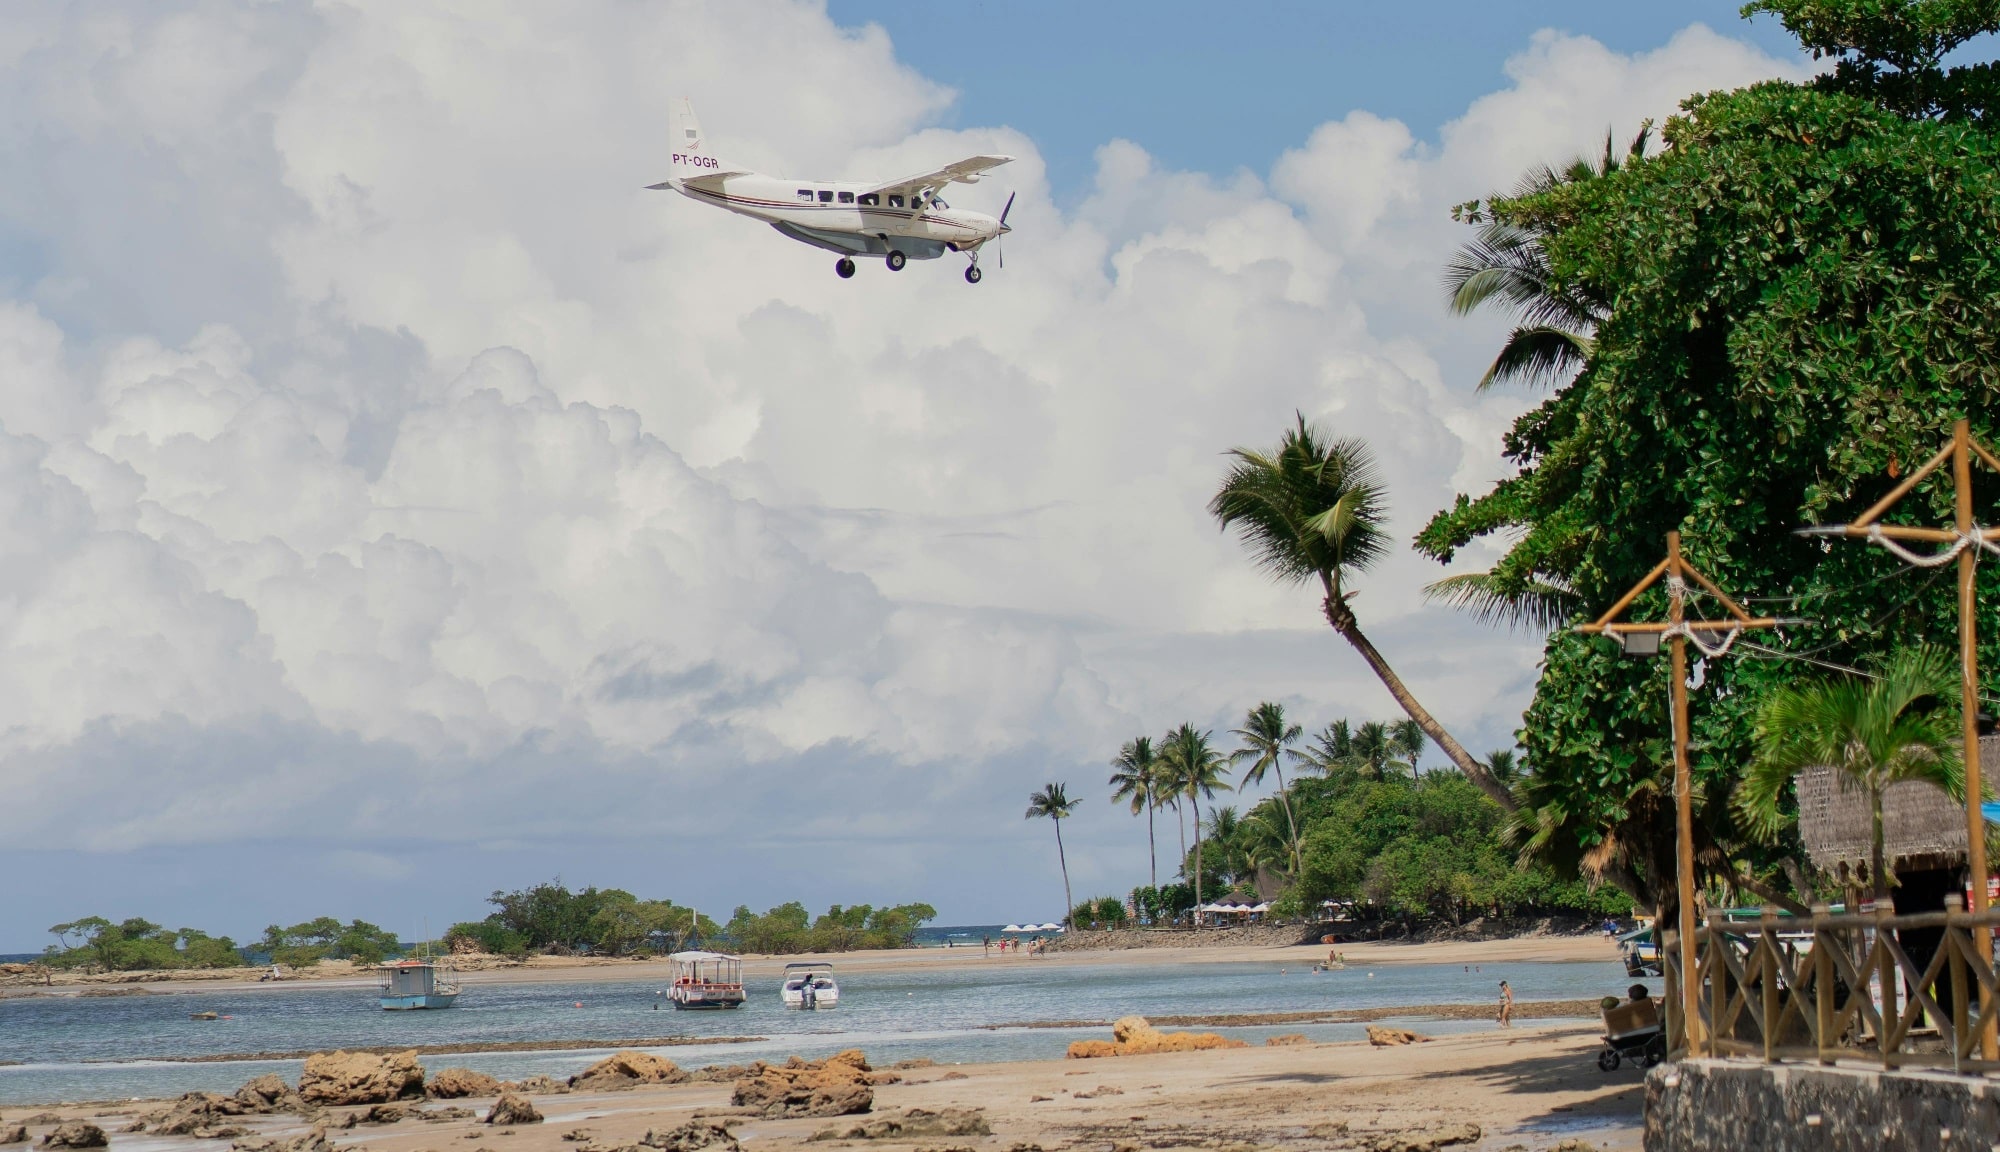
378 958 461 1010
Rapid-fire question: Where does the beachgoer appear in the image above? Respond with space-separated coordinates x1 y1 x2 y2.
1497 980 1514 1027
1628 983 1651 1003
983 936 991 956
1329 949 1338 966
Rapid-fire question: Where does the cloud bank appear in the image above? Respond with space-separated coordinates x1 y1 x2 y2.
0 3 1803 943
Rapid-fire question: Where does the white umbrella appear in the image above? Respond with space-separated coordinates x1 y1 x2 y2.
1039 923 1062 932
1250 903 1271 913
1001 924 1024 933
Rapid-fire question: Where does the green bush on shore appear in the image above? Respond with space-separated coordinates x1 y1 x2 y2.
44 917 249 972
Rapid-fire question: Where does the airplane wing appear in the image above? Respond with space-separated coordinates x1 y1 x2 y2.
862 155 1014 198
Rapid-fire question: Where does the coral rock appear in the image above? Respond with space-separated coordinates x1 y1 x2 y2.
299 1050 426 1106
429 1069 504 1100
39 1124 106 1149
808 1108 989 1141
1065 1017 1249 1059
485 1094 542 1126
637 1120 740 1152
234 1074 304 1115
569 1052 689 1092
1365 1026 1428 1048
1 1127 27 1145
1265 1034 1310 1047
499 1076 570 1096
731 1050 874 1118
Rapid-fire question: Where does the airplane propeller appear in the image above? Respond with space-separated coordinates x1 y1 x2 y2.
997 191 1015 269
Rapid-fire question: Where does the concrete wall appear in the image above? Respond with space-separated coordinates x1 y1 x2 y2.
1646 1059 2000 1151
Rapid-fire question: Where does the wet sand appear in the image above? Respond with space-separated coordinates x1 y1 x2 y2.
2 1023 1643 1150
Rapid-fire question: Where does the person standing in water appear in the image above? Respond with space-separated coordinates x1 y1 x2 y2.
1497 980 1514 1027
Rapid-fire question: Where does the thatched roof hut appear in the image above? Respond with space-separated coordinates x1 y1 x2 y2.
1794 734 1997 878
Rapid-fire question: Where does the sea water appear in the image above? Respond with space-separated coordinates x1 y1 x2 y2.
0 956 1646 1104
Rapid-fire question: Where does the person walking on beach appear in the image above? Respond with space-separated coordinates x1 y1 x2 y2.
1497 980 1514 1028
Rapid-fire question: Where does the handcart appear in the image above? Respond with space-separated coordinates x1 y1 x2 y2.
1597 994 1665 1070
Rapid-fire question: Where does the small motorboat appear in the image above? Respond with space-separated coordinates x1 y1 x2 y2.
378 957 460 1010
670 950 747 1009
779 962 839 1009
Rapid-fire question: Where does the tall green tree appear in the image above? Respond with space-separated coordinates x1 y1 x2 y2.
1736 646 1962 900
1026 783 1081 932
1390 719 1428 774
1419 0 2000 915
1160 723 1233 913
1210 419 1514 809
1228 702 1305 873
1109 735 1166 889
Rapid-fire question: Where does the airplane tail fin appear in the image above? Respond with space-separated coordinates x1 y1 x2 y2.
650 97 748 188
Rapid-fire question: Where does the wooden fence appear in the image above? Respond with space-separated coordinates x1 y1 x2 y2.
1663 896 2000 1073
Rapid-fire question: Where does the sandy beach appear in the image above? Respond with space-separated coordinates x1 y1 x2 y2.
0 935 1623 999
1 1024 1640 1151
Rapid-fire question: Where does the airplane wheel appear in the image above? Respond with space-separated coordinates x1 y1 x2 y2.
835 258 856 279
964 265 983 284
886 251 907 271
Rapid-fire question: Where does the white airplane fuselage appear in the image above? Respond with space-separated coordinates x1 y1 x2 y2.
664 173 1004 257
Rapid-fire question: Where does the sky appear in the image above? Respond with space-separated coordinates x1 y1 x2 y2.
0 1 1816 952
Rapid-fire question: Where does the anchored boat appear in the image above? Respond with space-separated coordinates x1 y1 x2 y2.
669 950 747 1009
378 957 461 1010
779 961 839 1009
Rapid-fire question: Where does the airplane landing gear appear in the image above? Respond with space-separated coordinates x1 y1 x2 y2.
964 264 983 284
885 250 907 271
835 258 856 279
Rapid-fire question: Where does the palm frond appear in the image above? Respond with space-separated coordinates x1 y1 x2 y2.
1423 570 1582 631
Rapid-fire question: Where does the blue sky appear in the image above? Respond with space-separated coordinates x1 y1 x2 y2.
828 1 1806 198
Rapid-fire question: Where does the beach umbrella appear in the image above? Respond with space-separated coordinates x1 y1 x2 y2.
1250 903 1271 912
1040 923 1062 932
1001 925 1024 932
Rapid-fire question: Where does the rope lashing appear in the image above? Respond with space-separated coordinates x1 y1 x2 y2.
1663 621 1744 658
1862 523 1990 566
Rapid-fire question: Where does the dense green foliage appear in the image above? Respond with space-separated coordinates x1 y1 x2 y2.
44 917 249 971
1070 896 1130 928
722 902 938 954
257 918 403 967
1420 1 2000 913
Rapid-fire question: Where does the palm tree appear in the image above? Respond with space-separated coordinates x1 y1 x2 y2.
1351 721 1398 779
1486 749 1521 785
1736 647 1963 902
1209 416 1514 810
1390 718 1427 775
1202 805 1246 886
1109 736 1164 890
1229 702 1304 873
1160 723 1233 916
1424 125 1651 633
1238 803 1295 882
1301 719 1357 775
1026 783 1082 931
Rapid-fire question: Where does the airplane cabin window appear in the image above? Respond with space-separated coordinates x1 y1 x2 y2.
818 190 834 202
931 198 948 210
838 191 855 203
858 193 879 206
888 195 904 208
797 190 814 201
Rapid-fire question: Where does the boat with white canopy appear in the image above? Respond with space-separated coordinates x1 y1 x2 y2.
780 961 840 1009
669 950 746 1009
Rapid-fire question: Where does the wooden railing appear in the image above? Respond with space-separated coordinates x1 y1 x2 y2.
1664 896 2000 1073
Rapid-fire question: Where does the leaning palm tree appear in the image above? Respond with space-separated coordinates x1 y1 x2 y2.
1160 723 1233 915
1109 736 1165 890
1736 646 1963 902
1229 702 1304 873
1210 416 1513 810
1026 783 1082 931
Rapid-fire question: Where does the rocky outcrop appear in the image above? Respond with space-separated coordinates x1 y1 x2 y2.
427 1069 503 1099
637 1120 740 1152
1 1126 27 1145
298 1050 425 1105
38 1124 106 1149
809 1109 990 1141
1065 1016 1250 1059
1361 1123 1480 1152
501 1075 570 1095
1265 1034 1310 1046
234 1074 305 1115
485 1093 542 1126
731 1050 874 1118
231 1125 333 1152
1366 1026 1428 1047
146 1093 254 1137
568 1051 689 1091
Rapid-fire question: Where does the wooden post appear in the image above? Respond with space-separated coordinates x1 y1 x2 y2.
1952 419 1997 1061
1947 894 1969 1071
1668 531 1702 1056
1812 903 1835 1064
1760 906 1779 1061
1877 903 1897 1069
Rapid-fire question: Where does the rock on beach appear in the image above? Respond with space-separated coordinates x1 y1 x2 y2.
568 1051 689 1091
298 1050 425 1105
485 1093 543 1126
38 1124 106 1149
1066 1016 1250 1059
1366 1026 1429 1047
428 1068 503 1099
731 1050 874 1118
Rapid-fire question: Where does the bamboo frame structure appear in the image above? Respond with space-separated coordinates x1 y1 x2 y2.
1799 417 2000 1060
1677 899 2000 1075
1575 532 1799 1056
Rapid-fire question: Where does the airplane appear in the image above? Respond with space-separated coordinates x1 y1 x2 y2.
648 99 1015 283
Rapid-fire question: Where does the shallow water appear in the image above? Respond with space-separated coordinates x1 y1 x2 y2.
0 957 1649 1104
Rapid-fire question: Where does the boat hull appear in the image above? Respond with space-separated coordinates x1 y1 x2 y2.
380 993 459 1010
671 997 745 1010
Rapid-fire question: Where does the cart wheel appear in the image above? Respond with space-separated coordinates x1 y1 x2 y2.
1597 1047 1621 1072
1643 1036 1666 1067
